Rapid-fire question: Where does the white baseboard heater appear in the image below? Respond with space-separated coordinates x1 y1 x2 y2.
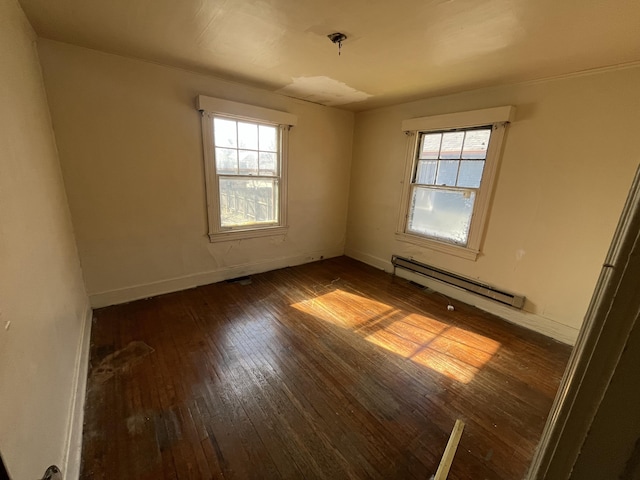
391 255 526 309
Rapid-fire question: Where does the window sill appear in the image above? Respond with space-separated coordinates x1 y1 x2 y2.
209 226 288 243
395 232 479 261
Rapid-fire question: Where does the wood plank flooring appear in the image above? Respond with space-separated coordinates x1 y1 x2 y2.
80 256 571 479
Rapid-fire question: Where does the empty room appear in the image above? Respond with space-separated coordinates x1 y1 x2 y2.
2 0 640 478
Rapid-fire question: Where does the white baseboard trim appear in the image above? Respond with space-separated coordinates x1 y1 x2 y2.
345 248 579 345
63 304 93 479
89 249 344 308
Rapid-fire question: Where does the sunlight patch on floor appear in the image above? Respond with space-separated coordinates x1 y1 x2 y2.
291 287 501 384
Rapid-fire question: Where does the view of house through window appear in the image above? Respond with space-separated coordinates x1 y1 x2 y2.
407 126 492 246
213 117 281 228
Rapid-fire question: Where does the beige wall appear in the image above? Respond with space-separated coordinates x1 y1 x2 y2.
37 40 354 307
0 1 90 478
346 66 640 340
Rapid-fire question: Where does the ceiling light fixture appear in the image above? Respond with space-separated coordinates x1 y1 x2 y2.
327 32 347 56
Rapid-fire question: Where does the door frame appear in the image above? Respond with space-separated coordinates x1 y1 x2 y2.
527 166 640 478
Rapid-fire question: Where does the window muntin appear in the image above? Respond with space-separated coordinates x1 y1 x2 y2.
212 116 282 229
407 126 492 246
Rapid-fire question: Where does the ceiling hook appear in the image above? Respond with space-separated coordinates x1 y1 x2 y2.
327 32 347 56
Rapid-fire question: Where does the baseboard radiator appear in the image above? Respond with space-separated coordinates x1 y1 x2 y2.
391 255 525 309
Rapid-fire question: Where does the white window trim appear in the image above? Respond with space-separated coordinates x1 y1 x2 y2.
396 106 515 260
198 95 297 243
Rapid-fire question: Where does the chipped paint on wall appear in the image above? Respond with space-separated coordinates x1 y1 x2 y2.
277 76 372 107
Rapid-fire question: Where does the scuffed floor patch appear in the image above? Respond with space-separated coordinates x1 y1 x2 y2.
90 341 154 383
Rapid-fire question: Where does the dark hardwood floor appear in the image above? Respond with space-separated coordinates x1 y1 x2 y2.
80 256 571 479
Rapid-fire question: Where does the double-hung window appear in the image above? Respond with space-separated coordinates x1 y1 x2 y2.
198 95 297 242
397 107 514 260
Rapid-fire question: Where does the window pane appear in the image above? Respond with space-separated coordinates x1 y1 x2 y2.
407 187 476 245
215 148 238 174
239 150 258 175
415 160 437 184
259 152 277 175
457 160 485 188
435 160 459 186
259 125 277 152
219 178 278 227
238 122 258 150
440 131 464 159
420 133 442 159
214 118 237 148
462 129 491 159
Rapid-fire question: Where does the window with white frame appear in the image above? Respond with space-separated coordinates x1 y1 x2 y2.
397 107 514 260
198 95 297 242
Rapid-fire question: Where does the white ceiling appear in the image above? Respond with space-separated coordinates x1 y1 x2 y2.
18 0 640 111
